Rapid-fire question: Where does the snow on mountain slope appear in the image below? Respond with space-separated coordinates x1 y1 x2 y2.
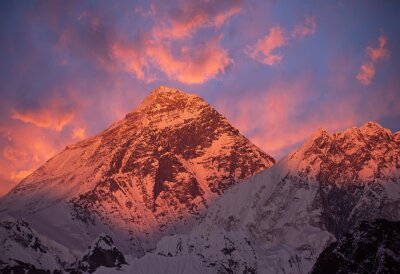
0 86 274 255
0 216 76 273
139 122 400 273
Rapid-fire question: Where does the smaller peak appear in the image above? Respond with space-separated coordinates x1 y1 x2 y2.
361 121 384 130
359 121 391 136
94 233 113 244
296 127 333 153
310 127 331 141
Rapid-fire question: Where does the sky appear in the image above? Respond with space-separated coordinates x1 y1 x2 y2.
1 0 400 196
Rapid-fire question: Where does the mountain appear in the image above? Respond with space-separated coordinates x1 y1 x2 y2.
70 234 127 273
138 122 400 273
311 219 400 274
0 86 274 256
0 216 75 273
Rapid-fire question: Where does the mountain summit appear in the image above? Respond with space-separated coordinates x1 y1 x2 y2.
0 86 274 255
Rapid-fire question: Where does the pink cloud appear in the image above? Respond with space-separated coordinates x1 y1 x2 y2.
246 17 317 66
292 16 317 38
152 0 242 40
357 33 390 85
246 26 287 65
147 37 232 84
109 1 240 84
216 72 400 158
356 63 375 85
368 34 390 61
0 123 66 196
111 43 148 80
12 100 75 131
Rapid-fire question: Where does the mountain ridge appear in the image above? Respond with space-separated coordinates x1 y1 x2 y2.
140 121 400 273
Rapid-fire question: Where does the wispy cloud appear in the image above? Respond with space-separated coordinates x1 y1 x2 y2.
12 100 75 131
147 37 232 84
292 16 316 38
152 0 242 40
246 16 316 66
245 26 287 65
357 33 390 85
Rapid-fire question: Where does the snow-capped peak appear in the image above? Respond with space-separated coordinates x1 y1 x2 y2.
287 121 400 182
0 86 274 256
132 85 205 115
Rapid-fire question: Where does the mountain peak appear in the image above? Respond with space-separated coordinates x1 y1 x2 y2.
290 121 400 184
148 86 196 100
132 86 203 115
2 86 275 255
309 127 332 141
359 121 391 136
151 85 181 95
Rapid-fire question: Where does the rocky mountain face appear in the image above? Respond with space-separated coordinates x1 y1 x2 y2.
0 86 274 256
70 234 126 273
1 85 399 274
311 219 400 274
138 122 400 273
0 216 74 273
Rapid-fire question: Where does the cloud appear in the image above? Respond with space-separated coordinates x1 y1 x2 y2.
72 126 86 139
111 43 148 80
368 34 390 61
357 33 390 85
246 17 316 65
12 101 75 131
0 123 66 196
292 16 317 38
356 63 375 86
107 1 240 84
216 71 400 159
246 26 287 65
147 37 232 84
152 0 242 40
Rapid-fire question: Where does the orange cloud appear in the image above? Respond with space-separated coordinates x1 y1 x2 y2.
107 1 242 84
152 1 242 40
12 103 74 131
72 126 86 139
12 168 35 181
292 16 317 38
0 123 65 196
357 33 389 85
111 43 148 80
147 37 232 84
246 26 287 65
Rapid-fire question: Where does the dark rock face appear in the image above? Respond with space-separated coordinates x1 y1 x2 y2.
72 234 126 273
312 219 400 274
0 260 60 274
